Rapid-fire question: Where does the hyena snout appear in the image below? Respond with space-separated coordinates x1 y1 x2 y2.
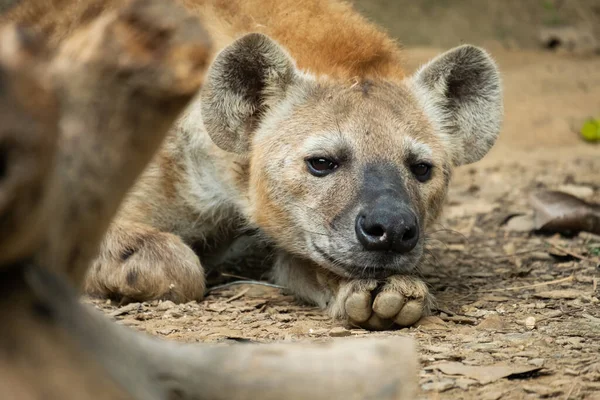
355 197 419 254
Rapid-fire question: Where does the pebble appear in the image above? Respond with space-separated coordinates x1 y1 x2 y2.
525 316 536 330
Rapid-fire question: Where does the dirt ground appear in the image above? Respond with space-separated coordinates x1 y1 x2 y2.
85 43 600 400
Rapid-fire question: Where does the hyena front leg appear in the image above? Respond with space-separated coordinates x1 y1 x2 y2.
85 221 205 303
272 252 433 330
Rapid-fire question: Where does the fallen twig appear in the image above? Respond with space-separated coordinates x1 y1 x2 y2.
480 275 574 293
206 280 287 294
546 241 600 264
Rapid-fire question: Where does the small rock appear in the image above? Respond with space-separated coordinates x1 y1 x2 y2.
156 300 176 311
477 315 506 331
525 316 536 330
529 358 545 368
329 327 351 337
422 379 455 392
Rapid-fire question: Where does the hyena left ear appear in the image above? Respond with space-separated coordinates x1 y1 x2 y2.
201 33 298 154
408 45 503 166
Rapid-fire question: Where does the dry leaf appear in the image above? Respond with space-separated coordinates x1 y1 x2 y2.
533 290 582 300
477 315 507 331
428 362 542 384
415 316 449 331
503 214 535 232
530 190 600 235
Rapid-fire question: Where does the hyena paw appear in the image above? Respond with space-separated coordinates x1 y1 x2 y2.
328 275 431 330
85 226 205 303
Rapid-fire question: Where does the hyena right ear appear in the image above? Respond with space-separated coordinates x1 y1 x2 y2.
201 33 298 154
408 45 503 167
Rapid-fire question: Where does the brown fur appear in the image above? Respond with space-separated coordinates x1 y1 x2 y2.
2 0 503 329
2 0 404 79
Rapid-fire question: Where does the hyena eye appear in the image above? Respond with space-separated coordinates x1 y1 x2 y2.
410 162 432 182
306 157 339 177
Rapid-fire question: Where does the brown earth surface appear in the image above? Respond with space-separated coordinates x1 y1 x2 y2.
85 46 600 399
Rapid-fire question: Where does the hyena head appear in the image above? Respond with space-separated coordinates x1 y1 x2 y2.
201 33 502 279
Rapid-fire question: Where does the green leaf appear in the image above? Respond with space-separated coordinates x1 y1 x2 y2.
580 118 600 142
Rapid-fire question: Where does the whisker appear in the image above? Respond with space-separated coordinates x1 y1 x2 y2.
427 223 471 243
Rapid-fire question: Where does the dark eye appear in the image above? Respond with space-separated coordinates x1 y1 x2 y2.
410 162 432 182
306 157 339 177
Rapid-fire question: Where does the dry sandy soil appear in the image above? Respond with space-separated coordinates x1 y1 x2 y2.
85 45 600 399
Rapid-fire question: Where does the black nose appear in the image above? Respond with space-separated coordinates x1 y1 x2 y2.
355 206 419 254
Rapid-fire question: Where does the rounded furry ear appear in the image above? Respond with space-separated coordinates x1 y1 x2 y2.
201 33 298 154
409 45 503 166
